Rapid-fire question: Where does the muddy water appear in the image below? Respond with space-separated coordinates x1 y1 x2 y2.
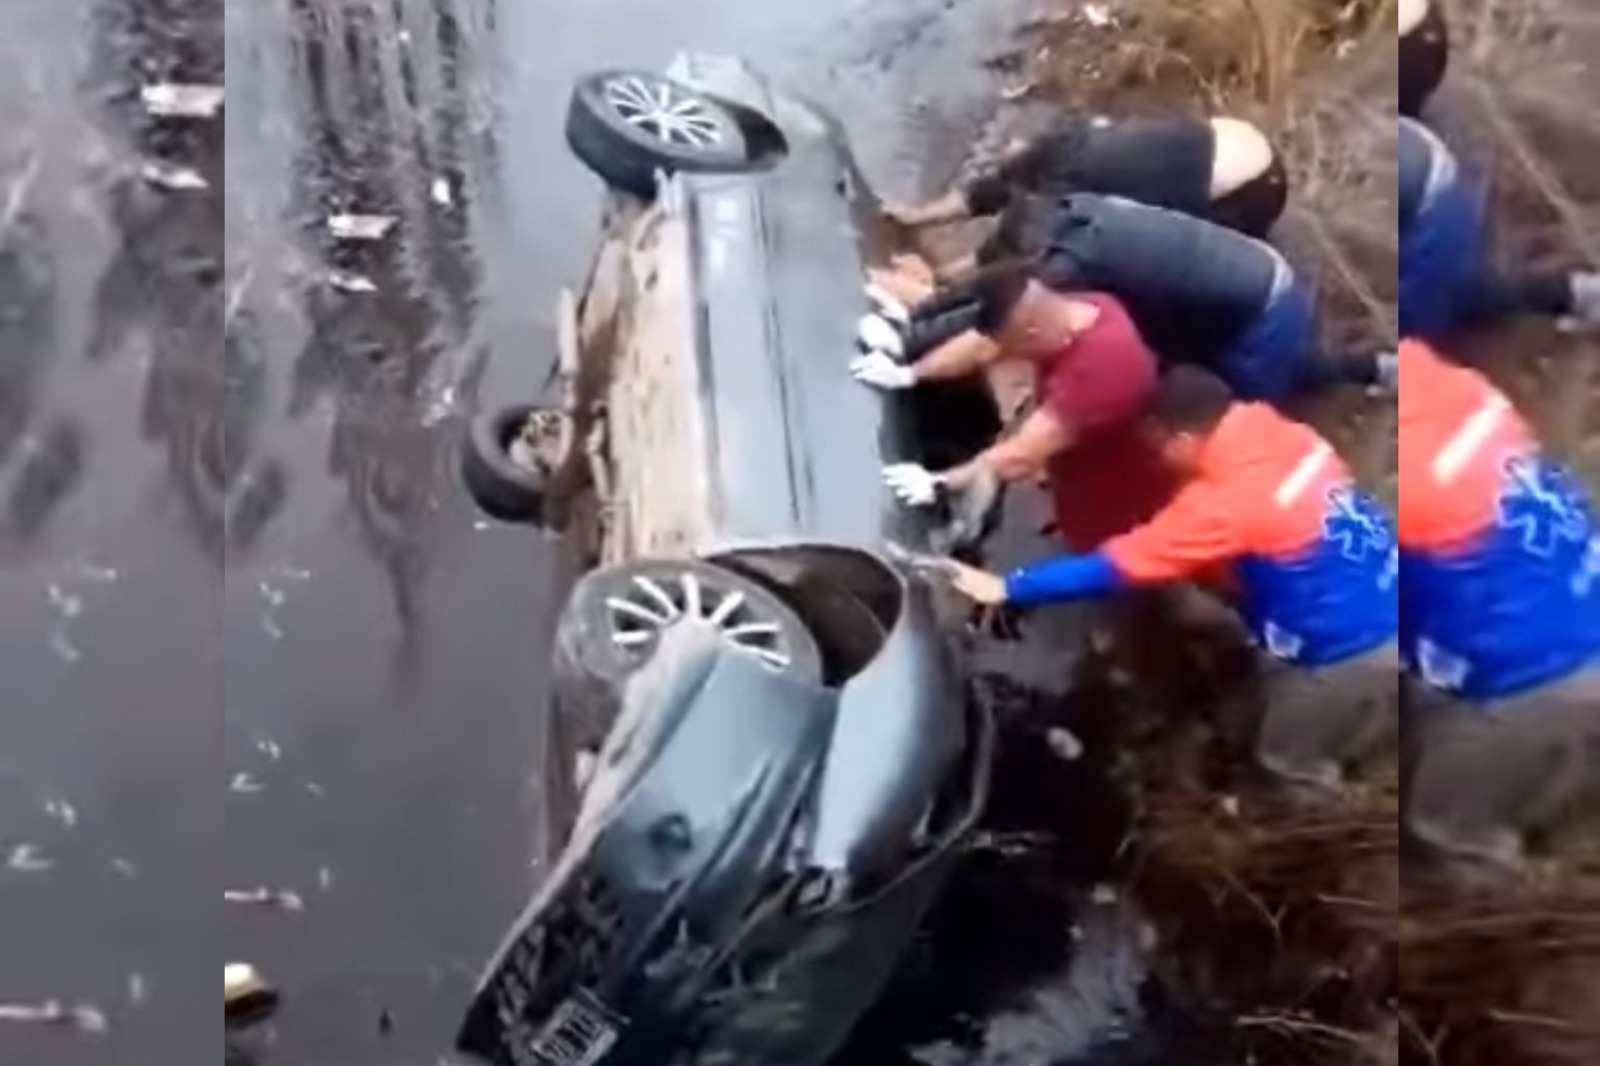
0 0 1190 1064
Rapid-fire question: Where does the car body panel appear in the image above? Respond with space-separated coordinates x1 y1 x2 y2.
685 164 926 551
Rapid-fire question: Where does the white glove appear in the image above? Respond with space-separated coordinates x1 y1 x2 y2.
864 283 911 328
851 351 917 391
857 312 906 360
883 463 946 507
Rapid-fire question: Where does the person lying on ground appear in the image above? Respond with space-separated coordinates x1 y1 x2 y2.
1400 0 1449 118
1396 339 1600 870
1401 116 1600 339
934 366 1399 789
860 199 1389 404
887 112 1287 244
865 268 1177 553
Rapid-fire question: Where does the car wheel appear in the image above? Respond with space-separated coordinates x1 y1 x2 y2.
566 71 751 198
556 559 824 693
460 404 566 525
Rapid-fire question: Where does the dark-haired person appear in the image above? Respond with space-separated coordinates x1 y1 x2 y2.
1401 117 1600 340
862 195 1388 405
1400 0 1449 118
1398 339 1600 868
888 113 1287 240
935 366 1400 788
869 271 1177 553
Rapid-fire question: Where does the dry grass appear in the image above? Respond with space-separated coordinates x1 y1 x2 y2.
1006 3 1600 1065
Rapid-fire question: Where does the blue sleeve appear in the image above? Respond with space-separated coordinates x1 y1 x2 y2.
1004 551 1127 609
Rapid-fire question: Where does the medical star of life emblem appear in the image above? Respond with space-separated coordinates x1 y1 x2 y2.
1323 487 1392 564
1498 456 1590 558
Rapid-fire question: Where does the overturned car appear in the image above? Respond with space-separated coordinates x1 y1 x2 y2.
456 55 993 1066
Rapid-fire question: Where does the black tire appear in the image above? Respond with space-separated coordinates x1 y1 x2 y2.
460 404 557 525
555 559 824 699
566 71 750 198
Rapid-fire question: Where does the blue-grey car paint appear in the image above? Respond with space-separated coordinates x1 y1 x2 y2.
457 56 986 1066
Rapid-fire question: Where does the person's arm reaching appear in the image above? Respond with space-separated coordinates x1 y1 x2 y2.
909 329 1000 384
943 407 1070 490
945 482 1245 609
887 190 972 228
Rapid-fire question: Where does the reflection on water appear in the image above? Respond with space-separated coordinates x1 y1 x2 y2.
225 0 495 638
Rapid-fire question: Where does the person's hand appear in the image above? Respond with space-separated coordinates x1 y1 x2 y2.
852 350 916 391
857 313 906 360
943 559 1009 607
867 264 935 307
883 463 946 507
864 283 911 327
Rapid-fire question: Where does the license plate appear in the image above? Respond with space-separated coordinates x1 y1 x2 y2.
525 991 623 1066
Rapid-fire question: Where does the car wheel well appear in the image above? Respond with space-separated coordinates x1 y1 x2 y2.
704 547 902 689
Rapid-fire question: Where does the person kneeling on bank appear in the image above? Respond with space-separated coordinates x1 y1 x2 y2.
935 366 1400 788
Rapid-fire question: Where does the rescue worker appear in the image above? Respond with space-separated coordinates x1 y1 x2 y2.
1400 0 1449 118
865 265 1175 553
934 365 1400 787
1401 116 1600 339
1397 339 1600 867
860 195 1386 404
887 112 1287 240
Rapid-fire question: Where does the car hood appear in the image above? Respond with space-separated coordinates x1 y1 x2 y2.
456 624 840 1064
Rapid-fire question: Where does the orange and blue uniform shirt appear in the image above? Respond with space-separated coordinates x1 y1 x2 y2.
1005 403 1398 667
1397 341 1600 700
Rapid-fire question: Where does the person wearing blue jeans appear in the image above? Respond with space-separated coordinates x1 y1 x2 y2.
1401 117 1600 340
890 193 1385 403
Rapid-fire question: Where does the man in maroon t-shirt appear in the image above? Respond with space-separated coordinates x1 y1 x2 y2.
854 263 1175 549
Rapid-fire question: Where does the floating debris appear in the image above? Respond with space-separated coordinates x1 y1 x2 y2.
43 799 78 829
140 159 209 191
1090 883 1120 906
255 739 282 762
50 630 84 664
225 887 305 913
305 782 326 798
1219 794 1242 818
141 83 225 118
7 843 53 872
47 584 83 619
0 1001 107 1034
111 858 138 879
229 773 264 794
128 973 147 1005
225 964 279 1028
327 213 398 241
317 867 334 891
327 269 378 294
1045 726 1084 762
69 562 119 583
431 176 453 206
